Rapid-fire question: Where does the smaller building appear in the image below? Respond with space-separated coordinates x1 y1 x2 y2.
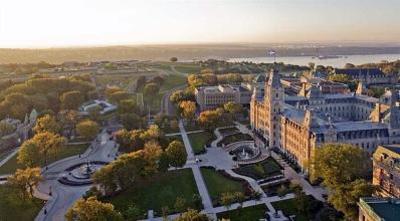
79 100 117 115
373 145 400 198
358 197 400 221
195 84 252 111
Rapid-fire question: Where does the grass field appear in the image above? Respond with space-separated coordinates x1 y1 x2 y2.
105 169 201 217
0 143 88 175
217 204 268 221
200 167 246 206
0 185 44 221
173 64 201 74
188 132 215 154
233 157 283 180
160 74 186 92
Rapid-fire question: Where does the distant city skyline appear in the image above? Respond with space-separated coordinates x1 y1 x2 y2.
0 0 399 48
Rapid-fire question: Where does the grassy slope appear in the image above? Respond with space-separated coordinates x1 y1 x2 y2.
188 132 214 154
217 204 269 221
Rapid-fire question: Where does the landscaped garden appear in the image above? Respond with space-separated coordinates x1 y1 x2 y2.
217 133 253 146
217 204 268 221
0 143 89 175
219 127 239 136
188 132 215 154
271 195 323 221
233 157 283 180
0 185 45 221
200 167 252 206
104 169 201 218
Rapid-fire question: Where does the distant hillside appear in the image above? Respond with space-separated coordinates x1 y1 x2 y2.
0 44 400 64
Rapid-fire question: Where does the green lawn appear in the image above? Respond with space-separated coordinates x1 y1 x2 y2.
200 167 247 206
0 143 89 175
167 135 183 144
233 157 283 180
173 64 201 74
188 132 215 154
105 169 201 217
160 74 187 92
217 133 253 146
217 204 268 221
0 185 45 221
271 195 322 221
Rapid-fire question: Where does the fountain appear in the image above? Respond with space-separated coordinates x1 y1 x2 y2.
58 161 108 186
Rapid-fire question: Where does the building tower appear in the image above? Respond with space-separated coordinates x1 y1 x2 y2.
264 69 284 149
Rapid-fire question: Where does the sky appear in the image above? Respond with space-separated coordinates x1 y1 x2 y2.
0 0 399 48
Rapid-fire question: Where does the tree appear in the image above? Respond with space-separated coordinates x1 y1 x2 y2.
18 132 66 167
58 110 79 137
0 121 15 137
143 83 160 97
65 197 123 221
344 63 355 69
170 57 178 62
135 76 146 92
34 114 61 134
76 120 99 140
7 167 43 200
123 204 143 221
88 106 101 122
198 109 222 131
120 113 143 130
114 129 144 152
311 143 371 187
108 91 130 104
311 143 375 220
179 101 196 123
174 209 210 221
220 192 238 209
174 196 187 212
60 90 84 110
328 179 376 220
223 102 243 121
142 141 163 175
118 99 136 114
166 140 187 167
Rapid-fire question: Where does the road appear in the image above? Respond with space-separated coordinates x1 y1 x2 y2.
35 130 118 221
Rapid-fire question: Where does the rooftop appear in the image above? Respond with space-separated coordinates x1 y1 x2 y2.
359 197 400 221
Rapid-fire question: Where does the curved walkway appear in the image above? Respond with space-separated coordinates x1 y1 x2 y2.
35 129 119 221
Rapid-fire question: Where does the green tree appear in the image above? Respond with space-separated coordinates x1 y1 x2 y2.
34 114 61 134
174 196 187 212
120 113 143 130
0 121 16 136
108 91 130 104
311 143 371 187
166 140 187 168
65 197 123 221
223 102 243 121
17 140 41 167
123 204 143 221
170 57 178 62
76 119 99 140
311 143 375 220
60 90 84 110
174 209 209 221
198 109 222 132
220 192 236 209
143 83 160 97
7 167 43 200
118 99 136 114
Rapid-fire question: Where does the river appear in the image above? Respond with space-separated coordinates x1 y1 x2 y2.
228 54 400 68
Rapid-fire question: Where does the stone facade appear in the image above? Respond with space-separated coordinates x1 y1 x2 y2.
251 69 400 169
195 84 252 111
373 145 400 198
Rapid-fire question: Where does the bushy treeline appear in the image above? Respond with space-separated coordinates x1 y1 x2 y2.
0 75 95 120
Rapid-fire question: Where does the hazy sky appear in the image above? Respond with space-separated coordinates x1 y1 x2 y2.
0 0 399 48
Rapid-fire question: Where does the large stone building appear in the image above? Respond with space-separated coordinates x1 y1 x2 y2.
373 145 400 198
358 197 400 221
195 84 252 111
332 68 397 86
250 69 400 169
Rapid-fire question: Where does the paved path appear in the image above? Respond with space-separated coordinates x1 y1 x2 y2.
271 152 327 202
35 130 118 221
178 120 214 218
